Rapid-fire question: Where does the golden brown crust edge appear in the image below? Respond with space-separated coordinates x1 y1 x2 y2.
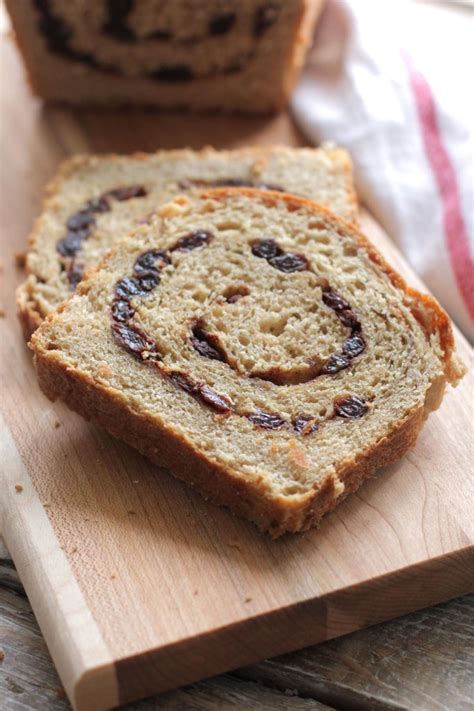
16 281 44 340
33 344 431 538
277 0 326 110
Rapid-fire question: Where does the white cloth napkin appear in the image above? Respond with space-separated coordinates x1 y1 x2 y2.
291 0 473 339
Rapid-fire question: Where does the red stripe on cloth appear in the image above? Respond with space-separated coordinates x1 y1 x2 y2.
403 52 474 320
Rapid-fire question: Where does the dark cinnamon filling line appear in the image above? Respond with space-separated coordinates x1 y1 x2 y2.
250 239 366 380
102 0 135 43
178 178 285 192
190 320 227 362
56 185 147 289
110 235 369 434
33 1 280 81
56 180 285 290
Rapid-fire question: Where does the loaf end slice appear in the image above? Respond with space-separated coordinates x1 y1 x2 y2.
5 0 324 112
31 189 465 536
17 144 356 338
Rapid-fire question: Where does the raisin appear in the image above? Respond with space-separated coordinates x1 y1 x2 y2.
178 177 286 192
255 182 285 192
269 253 309 273
226 293 245 304
169 371 198 394
191 336 223 361
172 230 213 251
251 239 280 260
102 0 135 42
209 13 236 35
222 61 243 75
215 178 254 187
151 65 194 82
112 323 159 359
114 277 142 299
334 395 368 419
112 299 135 322
247 411 287 430
103 23 135 42
343 334 366 358
168 371 233 413
115 273 160 298
338 310 360 330
322 288 351 312
199 385 233 413
85 196 110 213
56 231 87 257
190 323 226 361
146 29 172 41
37 9 71 51
293 416 319 435
66 211 95 231
107 0 134 20
108 185 147 201
134 250 170 273
67 263 84 290
254 4 278 37
136 271 161 292
252 241 309 272
321 354 351 375
213 178 284 190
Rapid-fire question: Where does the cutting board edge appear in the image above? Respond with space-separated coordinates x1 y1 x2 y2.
110 543 474 710
0 410 120 711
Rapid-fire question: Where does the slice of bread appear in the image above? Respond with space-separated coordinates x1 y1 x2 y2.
6 0 323 112
30 189 465 537
17 145 356 337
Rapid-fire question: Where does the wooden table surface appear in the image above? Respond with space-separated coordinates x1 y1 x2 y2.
1 1 473 709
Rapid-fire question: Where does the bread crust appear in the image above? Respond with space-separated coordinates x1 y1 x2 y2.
30 187 464 536
16 280 43 340
16 146 357 338
278 0 326 109
33 343 429 538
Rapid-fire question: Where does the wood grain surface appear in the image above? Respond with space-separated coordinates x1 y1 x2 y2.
1 8 473 711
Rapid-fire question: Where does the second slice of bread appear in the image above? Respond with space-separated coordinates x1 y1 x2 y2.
17 145 356 337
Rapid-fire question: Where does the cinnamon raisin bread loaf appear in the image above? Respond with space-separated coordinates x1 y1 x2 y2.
31 189 465 537
6 0 323 112
17 145 356 336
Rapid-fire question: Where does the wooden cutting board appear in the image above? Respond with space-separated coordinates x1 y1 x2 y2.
1 22 473 711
